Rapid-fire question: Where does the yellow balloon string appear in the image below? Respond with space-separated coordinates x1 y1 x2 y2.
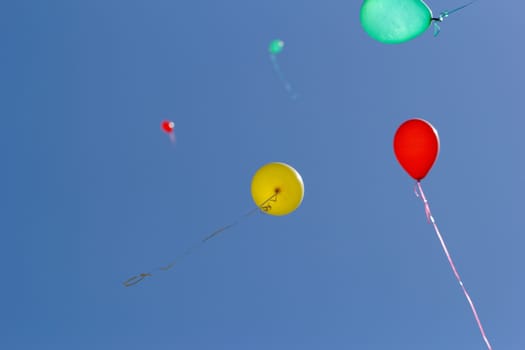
122 191 280 287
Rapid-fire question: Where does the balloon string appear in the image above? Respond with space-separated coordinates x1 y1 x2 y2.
122 191 280 287
431 0 477 22
269 54 298 100
415 182 493 350
414 183 431 222
432 0 478 36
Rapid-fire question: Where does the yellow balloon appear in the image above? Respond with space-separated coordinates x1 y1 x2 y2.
251 162 304 216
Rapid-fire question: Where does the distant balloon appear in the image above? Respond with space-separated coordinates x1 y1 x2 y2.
161 120 174 133
251 162 304 216
268 39 285 55
360 0 477 44
161 120 176 143
393 118 439 181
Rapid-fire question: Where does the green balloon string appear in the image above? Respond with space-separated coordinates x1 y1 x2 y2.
433 0 478 37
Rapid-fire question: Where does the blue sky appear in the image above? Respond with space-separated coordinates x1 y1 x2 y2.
2 0 523 349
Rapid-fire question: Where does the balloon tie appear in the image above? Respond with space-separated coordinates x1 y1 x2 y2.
415 182 493 350
259 191 278 213
122 192 279 287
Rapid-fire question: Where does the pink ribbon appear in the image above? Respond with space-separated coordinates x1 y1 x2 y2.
415 181 493 350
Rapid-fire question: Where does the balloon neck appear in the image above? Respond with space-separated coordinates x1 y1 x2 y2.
435 9 451 22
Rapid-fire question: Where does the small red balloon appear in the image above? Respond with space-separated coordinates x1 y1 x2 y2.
393 119 440 181
161 120 174 133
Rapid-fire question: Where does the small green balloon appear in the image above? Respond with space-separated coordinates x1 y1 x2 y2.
360 0 433 44
268 39 285 55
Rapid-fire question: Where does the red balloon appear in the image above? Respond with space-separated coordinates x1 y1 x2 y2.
393 119 440 181
161 120 174 133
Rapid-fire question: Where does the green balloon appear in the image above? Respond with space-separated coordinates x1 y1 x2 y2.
268 39 284 55
360 0 433 44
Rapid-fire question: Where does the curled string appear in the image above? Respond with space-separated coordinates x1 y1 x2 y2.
123 192 280 287
432 0 478 36
415 181 493 350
